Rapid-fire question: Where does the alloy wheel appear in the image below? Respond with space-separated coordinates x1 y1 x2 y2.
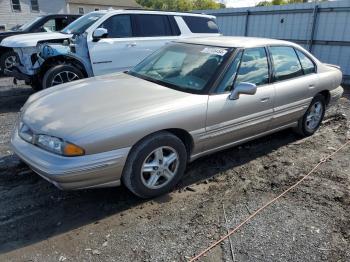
141 146 179 190
305 101 323 132
4 55 17 69
51 71 80 86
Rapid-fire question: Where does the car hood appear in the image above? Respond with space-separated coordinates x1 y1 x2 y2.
0 31 21 41
22 73 200 142
0 32 71 47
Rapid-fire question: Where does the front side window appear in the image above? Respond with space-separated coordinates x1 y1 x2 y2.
100 15 132 38
42 19 56 32
295 49 316 75
235 47 269 87
129 43 232 94
30 0 39 12
182 16 219 33
134 14 172 37
217 47 269 93
11 0 21 12
270 46 303 81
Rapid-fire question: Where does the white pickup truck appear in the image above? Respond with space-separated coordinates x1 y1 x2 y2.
1 9 220 90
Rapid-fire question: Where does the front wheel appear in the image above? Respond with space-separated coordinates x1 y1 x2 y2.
0 51 18 74
42 64 84 89
294 94 326 137
122 132 188 198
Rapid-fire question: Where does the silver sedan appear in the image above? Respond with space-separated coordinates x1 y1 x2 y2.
11 36 343 198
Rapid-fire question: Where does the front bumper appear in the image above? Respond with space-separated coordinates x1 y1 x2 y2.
11 128 131 190
329 86 344 106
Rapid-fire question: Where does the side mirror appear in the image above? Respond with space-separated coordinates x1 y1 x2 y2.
229 82 257 100
92 28 108 42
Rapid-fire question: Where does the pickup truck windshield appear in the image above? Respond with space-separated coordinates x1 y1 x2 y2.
61 13 103 34
18 16 42 31
128 43 232 94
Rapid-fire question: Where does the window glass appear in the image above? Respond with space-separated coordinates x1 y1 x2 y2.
135 15 172 37
129 43 230 93
61 13 103 34
78 7 84 15
182 16 219 33
270 46 303 81
30 0 39 12
101 15 132 38
295 49 316 75
235 48 269 87
42 19 56 32
11 0 21 11
216 52 242 93
55 18 69 31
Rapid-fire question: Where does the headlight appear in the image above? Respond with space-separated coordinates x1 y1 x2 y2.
36 134 85 156
18 122 84 156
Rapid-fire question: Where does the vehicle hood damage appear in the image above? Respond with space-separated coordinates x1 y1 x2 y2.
0 32 71 48
2 33 92 78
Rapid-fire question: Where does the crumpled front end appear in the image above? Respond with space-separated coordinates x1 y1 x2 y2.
37 34 93 77
5 33 93 82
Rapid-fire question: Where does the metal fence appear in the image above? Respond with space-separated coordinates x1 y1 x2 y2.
198 0 350 84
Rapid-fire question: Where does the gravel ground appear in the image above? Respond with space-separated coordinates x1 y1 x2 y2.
0 78 349 262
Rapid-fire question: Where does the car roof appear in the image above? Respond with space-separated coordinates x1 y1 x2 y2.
93 9 216 19
177 36 297 48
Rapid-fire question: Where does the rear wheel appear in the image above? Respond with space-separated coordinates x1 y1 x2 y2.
0 51 17 74
294 94 326 137
122 132 187 198
42 64 84 89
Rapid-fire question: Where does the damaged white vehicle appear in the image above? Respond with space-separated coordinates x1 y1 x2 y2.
1 9 220 90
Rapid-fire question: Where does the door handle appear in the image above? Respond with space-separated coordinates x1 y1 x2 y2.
260 97 270 103
308 84 315 89
126 43 137 47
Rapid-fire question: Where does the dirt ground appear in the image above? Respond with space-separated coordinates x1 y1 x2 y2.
0 77 349 262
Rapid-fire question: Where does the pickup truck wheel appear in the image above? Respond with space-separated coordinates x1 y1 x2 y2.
122 132 187 199
42 64 84 89
0 51 17 74
294 94 326 137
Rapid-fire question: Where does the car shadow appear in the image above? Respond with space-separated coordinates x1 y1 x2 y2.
0 85 33 113
0 128 300 254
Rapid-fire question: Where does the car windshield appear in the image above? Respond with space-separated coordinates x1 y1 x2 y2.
61 12 104 34
128 43 232 93
18 16 43 31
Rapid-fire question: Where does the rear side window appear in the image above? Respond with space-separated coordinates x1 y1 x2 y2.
101 15 132 38
134 14 173 37
182 16 219 33
295 49 316 75
270 46 303 81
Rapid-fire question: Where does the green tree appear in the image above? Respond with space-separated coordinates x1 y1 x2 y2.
136 0 224 11
256 0 309 6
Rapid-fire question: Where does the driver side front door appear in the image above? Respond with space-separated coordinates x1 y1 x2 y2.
202 47 275 152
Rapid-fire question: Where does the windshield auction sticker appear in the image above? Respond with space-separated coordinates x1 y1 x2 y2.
201 47 228 56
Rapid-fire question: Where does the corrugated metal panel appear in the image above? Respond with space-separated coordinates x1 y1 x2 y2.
198 0 350 83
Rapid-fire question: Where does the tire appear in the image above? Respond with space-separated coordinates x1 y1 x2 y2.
294 94 326 137
0 51 17 75
30 77 42 91
122 132 188 199
42 64 84 89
